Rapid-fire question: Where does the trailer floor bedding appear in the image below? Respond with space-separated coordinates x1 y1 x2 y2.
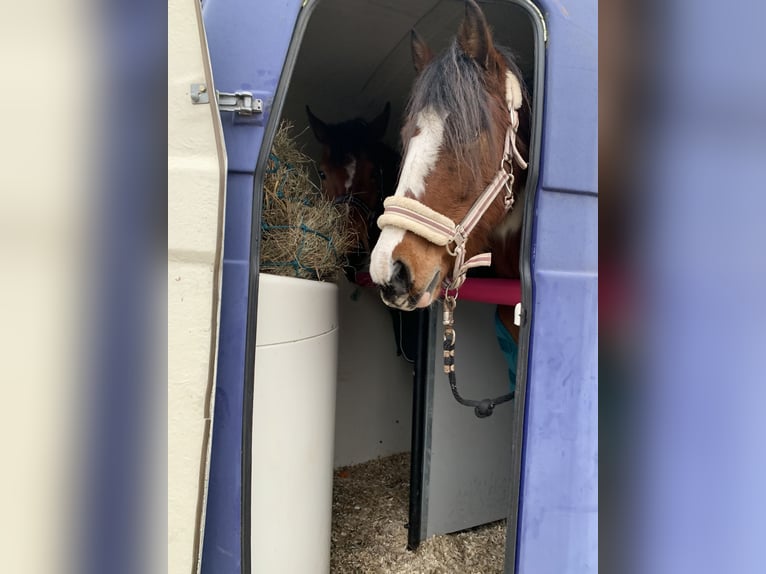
331 453 506 573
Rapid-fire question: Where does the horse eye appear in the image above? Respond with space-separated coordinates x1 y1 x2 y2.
318 170 326 180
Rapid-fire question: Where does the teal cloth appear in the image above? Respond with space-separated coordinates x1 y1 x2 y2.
494 310 518 393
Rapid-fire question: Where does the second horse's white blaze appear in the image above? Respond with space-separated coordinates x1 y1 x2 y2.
370 108 445 285
344 159 356 191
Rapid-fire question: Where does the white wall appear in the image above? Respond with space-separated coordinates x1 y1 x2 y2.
333 279 414 467
168 0 226 571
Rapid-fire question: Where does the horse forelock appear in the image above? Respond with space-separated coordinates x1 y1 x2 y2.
402 41 529 189
404 41 493 179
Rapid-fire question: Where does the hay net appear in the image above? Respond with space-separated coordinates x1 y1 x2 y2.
260 121 358 281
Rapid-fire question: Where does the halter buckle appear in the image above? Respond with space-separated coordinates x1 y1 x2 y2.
446 224 468 256
501 151 513 172
503 175 516 210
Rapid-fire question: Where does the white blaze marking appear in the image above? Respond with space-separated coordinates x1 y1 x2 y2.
370 227 405 284
344 159 356 191
394 108 445 200
369 109 445 284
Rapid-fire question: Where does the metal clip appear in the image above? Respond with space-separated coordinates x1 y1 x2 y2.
443 305 453 328
190 84 264 116
503 174 515 210
443 295 457 328
217 91 263 115
443 326 456 347
503 187 515 210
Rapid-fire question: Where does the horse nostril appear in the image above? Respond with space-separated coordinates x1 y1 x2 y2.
390 260 401 283
381 283 397 300
380 260 412 302
391 260 411 288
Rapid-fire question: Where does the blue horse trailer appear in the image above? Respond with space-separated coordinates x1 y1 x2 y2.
198 0 597 573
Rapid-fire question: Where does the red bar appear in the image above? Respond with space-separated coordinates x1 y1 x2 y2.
447 278 521 306
354 273 521 306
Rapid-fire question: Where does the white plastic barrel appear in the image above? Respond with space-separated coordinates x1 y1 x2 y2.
250 274 339 574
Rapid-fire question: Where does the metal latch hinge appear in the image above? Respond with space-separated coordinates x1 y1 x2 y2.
190 83 263 116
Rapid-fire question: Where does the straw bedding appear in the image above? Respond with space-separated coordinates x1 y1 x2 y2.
260 121 357 281
331 453 507 573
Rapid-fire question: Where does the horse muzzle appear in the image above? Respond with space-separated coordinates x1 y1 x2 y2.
378 262 440 311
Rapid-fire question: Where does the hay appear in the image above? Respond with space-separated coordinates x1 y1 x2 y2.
260 121 358 281
331 453 507 573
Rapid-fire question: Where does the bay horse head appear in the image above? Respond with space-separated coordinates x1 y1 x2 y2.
370 0 530 310
306 103 399 280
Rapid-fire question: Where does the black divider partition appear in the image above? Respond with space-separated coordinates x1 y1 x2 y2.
408 307 432 550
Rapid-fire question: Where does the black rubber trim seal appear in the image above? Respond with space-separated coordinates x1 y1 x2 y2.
501 1 546 572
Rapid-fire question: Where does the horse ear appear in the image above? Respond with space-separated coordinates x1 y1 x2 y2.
457 0 494 68
411 29 434 74
368 102 390 141
306 105 330 144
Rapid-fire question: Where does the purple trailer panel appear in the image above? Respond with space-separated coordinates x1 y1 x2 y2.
198 2 599 573
515 1 598 573
200 2 303 573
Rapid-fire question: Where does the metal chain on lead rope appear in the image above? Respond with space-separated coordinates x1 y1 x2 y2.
442 291 514 418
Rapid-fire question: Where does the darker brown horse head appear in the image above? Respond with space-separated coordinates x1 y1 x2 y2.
369 0 530 310
306 102 400 280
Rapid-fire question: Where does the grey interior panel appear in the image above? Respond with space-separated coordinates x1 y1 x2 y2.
423 300 516 536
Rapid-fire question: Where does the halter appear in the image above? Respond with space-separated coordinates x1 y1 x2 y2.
377 98 528 418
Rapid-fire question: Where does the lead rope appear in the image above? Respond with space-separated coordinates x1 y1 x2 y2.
442 294 514 418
